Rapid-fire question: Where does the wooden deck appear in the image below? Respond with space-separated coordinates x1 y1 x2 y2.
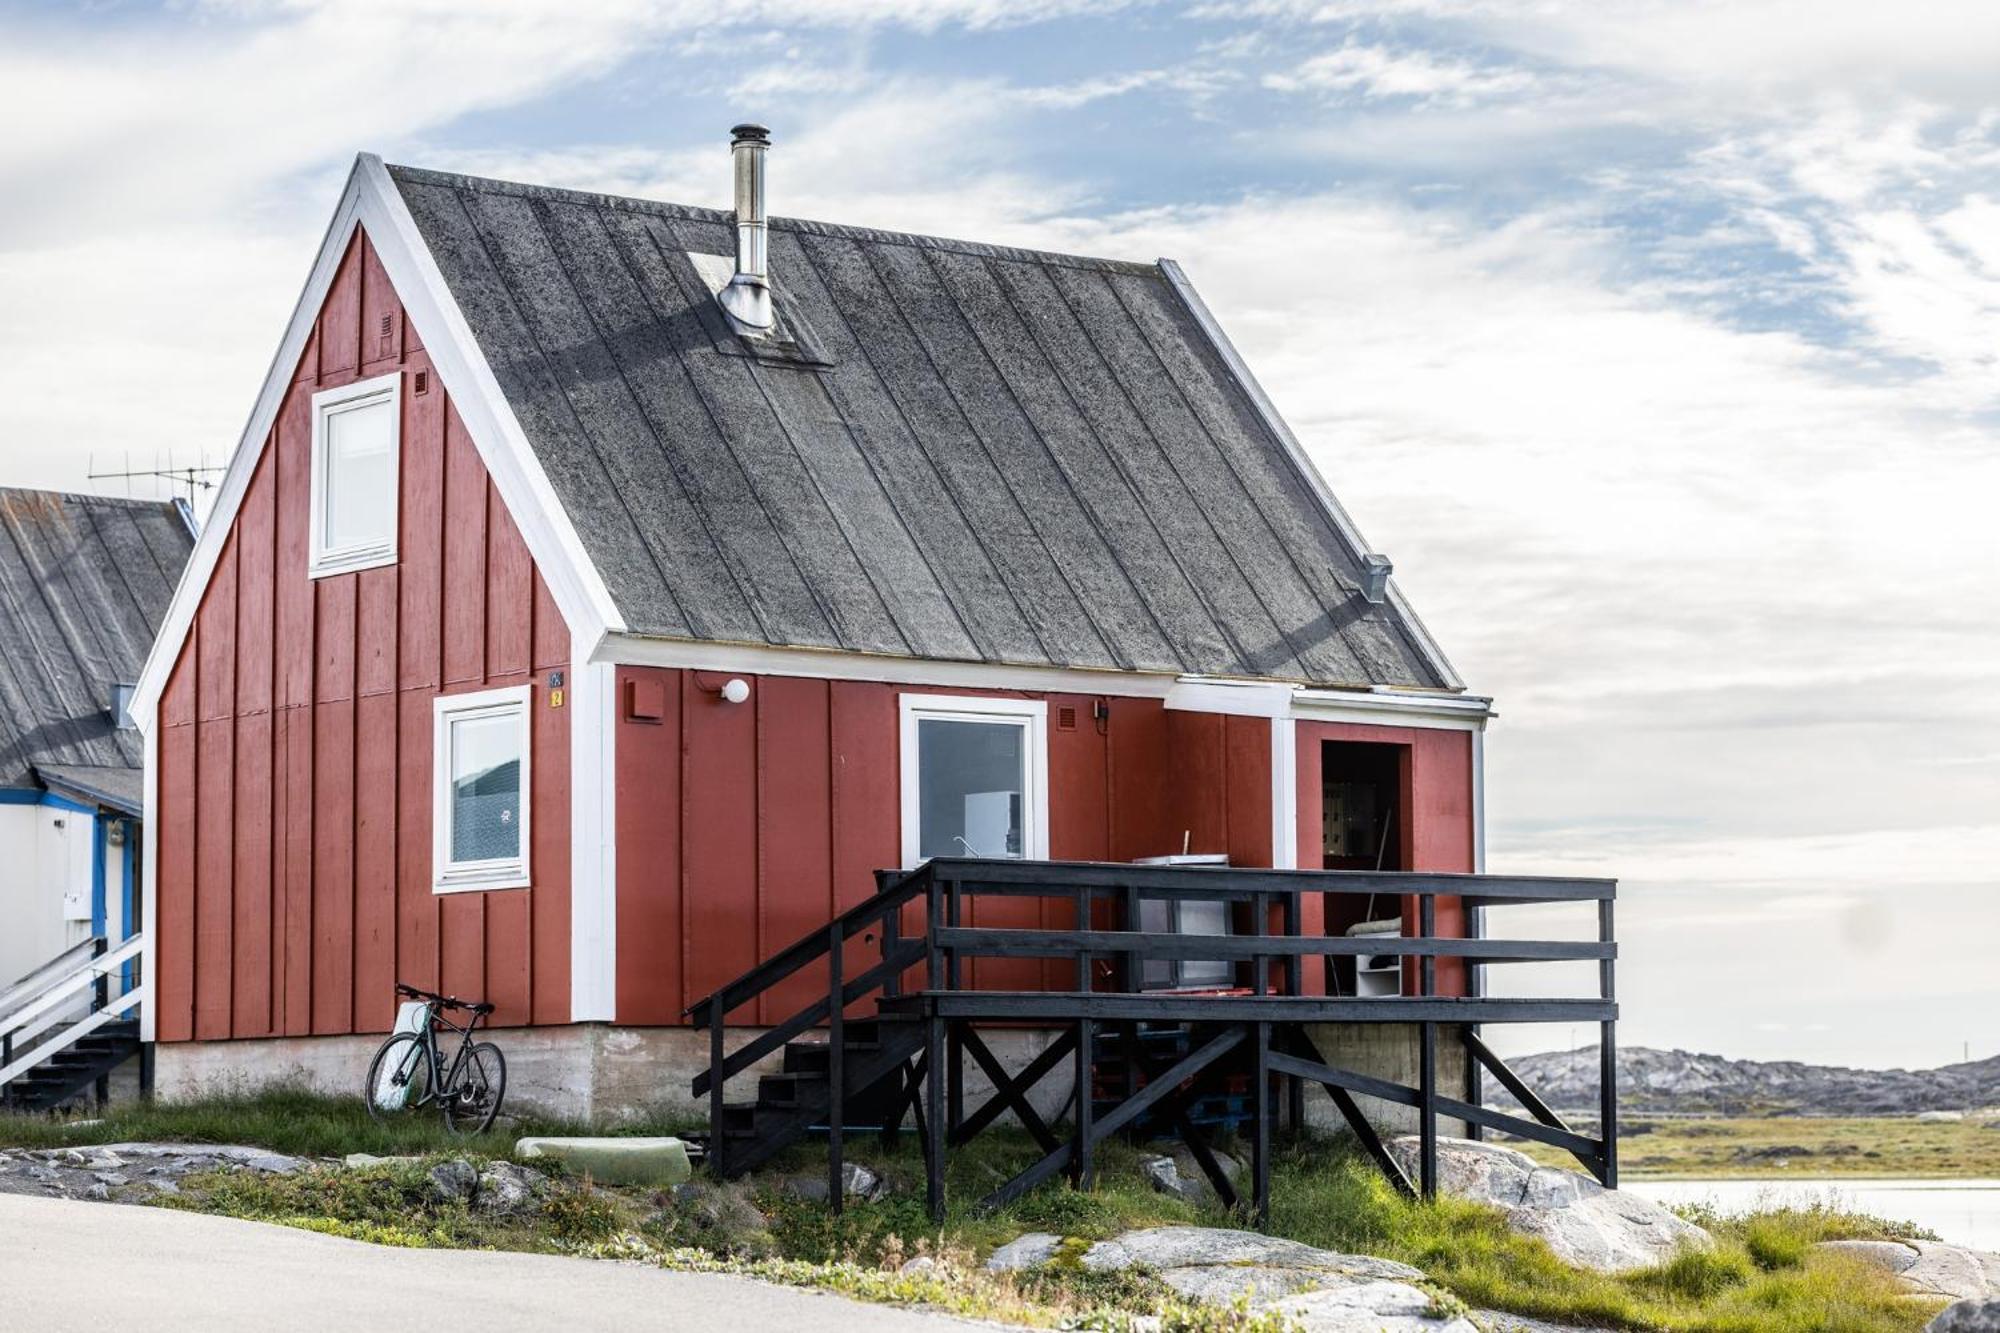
689 856 1618 1222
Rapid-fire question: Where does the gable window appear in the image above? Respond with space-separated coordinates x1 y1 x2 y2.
433 685 531 893
898 694 1048 869
309 372 401 577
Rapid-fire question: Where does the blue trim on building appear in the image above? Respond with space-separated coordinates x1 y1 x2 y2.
0 788 98 816
91 812 108 936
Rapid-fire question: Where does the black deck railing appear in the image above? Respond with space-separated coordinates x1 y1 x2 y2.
690 857 1617 1220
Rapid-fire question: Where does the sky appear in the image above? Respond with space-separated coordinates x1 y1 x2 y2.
2 0 1995 1070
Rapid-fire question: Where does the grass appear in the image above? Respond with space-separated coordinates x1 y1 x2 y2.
1512 1114 2000 1179
1 1091 1956 1331
0 1084 696 1159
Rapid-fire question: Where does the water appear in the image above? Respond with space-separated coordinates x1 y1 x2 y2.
1624 1178 2000 1251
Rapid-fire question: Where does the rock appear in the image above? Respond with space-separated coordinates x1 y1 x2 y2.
343 1153 420 1169
84 1183 110 1202
474 1161 546 1215
1084 1226 1428 1307
1265 1282 1479 1332
514 1136 690 1188
1083 1227 1463 1327
1818 1239 1920 1276
899 1256 938 1275
90 1143 306 1175
1475 1314 1604 1333
1821 1238 1999 1301
1386 1136 1710 1273
985 1232 1062 1271
1931 1300 2000 1332
778 1162 885 1204
426 1158 479 1204
1141 1155 1205 1206
91 1172 128 1188
1920 1111 1967 1124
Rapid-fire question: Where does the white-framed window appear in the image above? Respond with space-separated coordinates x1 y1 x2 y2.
308 371 401 578
898 694 1048 869
433 685 532 893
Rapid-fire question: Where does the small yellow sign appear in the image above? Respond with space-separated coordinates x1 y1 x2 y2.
549 689 565 709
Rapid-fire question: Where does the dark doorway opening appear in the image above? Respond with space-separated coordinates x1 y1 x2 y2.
1319 740 1409 994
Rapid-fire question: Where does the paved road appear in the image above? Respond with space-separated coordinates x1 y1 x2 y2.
0 1192 984 1331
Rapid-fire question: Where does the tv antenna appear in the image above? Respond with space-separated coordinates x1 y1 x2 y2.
88 452 225 507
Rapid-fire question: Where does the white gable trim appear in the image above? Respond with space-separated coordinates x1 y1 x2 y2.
129 153 622 732
1156 258 1466 694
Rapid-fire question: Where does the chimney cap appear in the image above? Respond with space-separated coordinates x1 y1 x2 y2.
731 123 770 145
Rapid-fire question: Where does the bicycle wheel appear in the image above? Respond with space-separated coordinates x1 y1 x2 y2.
444 1041 506 1135
365 1032 436 1123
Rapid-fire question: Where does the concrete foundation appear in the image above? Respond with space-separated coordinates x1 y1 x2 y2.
155 1021 1459 1137
154 1023 1077 1127
1299 1022 1470 1140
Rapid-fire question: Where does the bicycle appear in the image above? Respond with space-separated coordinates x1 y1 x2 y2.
364 983 508 1134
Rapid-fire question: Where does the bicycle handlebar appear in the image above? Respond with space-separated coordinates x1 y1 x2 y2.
394 982 494 1014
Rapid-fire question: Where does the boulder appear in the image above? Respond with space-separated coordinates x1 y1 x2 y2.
1931 1301 2000 1333
1265 1282 1479 1332
513 1136 690 1188
426 1158 479 1204
343 1153 421 1169
475 1161 547 1215
985 1232 1062 1271
1081 1227 1453 1320
1386 1136 1710 1273
1140 1148 1244 1206
659 1180 775 1258
1821 1239 2000 1301
1920 1111 1967 1124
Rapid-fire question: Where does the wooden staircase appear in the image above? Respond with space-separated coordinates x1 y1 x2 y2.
1 935 150 1113
714 1015 927 1176
3 1017 142 1112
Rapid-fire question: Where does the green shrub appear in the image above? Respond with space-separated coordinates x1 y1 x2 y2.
1742 1216 1813 1270
542 1185 620 1244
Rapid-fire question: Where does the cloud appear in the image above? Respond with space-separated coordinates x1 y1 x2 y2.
1264 41 1539 106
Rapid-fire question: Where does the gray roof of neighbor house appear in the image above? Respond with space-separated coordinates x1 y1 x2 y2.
388 165 1454 690
0 489 193 792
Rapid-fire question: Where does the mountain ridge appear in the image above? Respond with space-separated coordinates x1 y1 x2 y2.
1503 1045 2000 1116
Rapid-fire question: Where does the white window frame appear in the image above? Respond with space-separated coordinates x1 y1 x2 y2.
898 693 1049 870
308 371 402 578
433 684 532 894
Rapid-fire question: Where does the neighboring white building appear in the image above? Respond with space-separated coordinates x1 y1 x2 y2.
0 490 192 992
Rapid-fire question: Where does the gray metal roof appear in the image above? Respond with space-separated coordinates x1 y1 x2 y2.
388 165 1450 690
0 490 192 789
35 763 144 816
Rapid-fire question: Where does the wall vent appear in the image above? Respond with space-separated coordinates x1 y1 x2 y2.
1057 705 1078 731
413 370 430 396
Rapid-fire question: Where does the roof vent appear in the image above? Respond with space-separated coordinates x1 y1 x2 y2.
110 682 137 730
1360 554 1393 604
718 123 773 332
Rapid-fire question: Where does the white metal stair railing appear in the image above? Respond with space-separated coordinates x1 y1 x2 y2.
0 935 106 1017
0 934 148 1090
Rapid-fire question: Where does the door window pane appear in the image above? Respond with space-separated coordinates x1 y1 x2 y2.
324 398 396 553
916 717 1024 860
450 712 521 863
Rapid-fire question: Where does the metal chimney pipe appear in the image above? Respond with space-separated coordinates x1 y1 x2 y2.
719 123 773 331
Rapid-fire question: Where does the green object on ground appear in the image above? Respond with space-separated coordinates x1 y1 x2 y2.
514 1136 691 1187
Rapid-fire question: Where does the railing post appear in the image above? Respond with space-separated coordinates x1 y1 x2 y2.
1282 892 1303 1132
92 937 109 1013
709 1002 727 1178
946 879 963 1139
1250 891 1268 996
827 920 845 1216
1419 891 1437 1199
1072 884 1093 1191
1599 893 1618 1189
1252 1019 1270 1227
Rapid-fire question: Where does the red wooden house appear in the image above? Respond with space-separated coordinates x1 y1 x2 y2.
132 131 1611 1198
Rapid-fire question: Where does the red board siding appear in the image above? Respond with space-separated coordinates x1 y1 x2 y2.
154 228 572 1041
615 680 1306 1022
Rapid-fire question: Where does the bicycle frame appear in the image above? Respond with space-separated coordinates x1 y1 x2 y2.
388 1001 487 1111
